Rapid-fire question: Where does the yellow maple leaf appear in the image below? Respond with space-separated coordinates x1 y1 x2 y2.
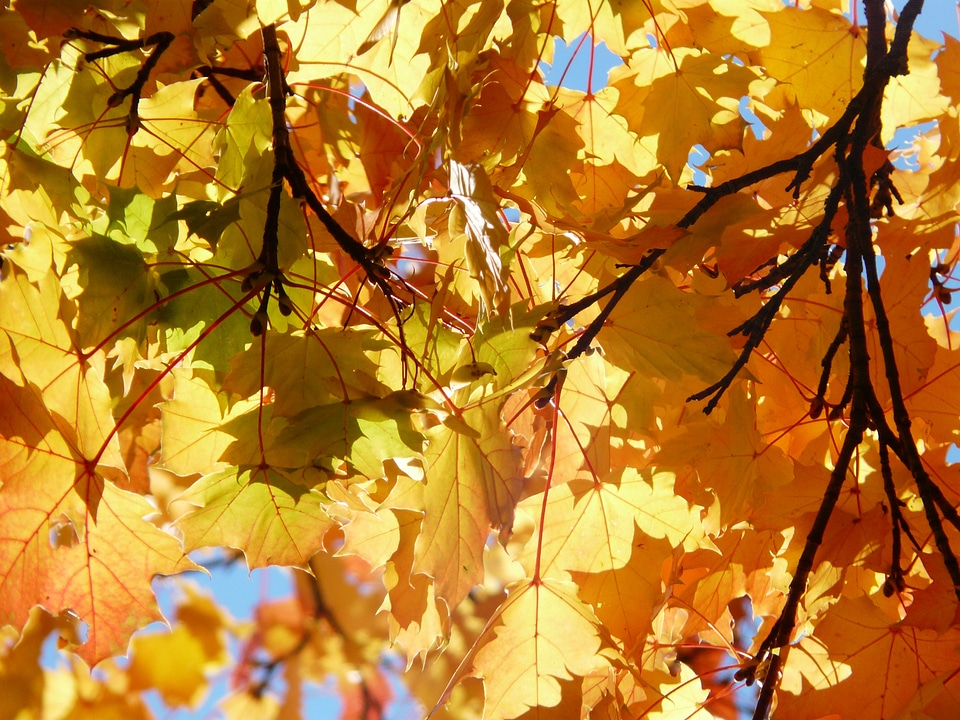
750 5 865 124
465 578 609 719
776 595 960 720
613 47 762 180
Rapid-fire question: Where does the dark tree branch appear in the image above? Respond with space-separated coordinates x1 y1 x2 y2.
531 0 926 409
65 28 175 135
859 164 960 598
260 25 393 286
744 414 865 714
810 317 848 419
739 4 946 718
879 441 908 596
194 70 236 105
688 181 844 412
245 25 407 367
193 65 265 106
866 393 960 538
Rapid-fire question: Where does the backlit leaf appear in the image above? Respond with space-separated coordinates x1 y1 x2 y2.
176 464 333 568
466 578 609 719
0 3 957 720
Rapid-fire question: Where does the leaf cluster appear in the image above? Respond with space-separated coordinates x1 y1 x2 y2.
1 1 959 719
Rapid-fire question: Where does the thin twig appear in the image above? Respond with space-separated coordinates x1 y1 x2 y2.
65 28 175 135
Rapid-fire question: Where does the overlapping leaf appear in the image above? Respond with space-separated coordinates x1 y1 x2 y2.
0 2 958 720
459 578 610 719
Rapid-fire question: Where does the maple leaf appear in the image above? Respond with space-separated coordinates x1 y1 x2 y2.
448 578 611 719
65 234 157 350
416 398 522 610
1 3 958 720
10 0 90 38
456 53 550 168
449 160 511 316
657 387 794 526
750 5 866 123
613 47 762 180
175 465 334 568
415 312 536 609
676 529 785 639
572 530 676 656
159 372 259 478
776 595 960 720
602 274 740 384
519 468 708 581
0 376 197 666
0 261 196 665
382 509 449 661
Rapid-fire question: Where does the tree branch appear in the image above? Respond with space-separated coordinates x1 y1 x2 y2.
530 2 925 404
242 26 403 338
738 5 945 717
65 28 175 135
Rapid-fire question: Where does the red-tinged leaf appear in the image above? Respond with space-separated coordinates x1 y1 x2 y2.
10 0 89 38
341 667 393 720
0 376 197 666
901 553 960 633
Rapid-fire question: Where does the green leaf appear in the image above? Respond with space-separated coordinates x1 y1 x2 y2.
176 465 334 568
159 198 241 249
65 235 156 349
